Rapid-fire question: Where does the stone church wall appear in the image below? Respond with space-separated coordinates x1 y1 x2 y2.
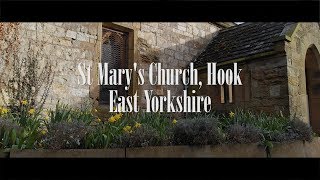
0 22 220 109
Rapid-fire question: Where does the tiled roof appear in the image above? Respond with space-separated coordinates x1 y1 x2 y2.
193 22 296 67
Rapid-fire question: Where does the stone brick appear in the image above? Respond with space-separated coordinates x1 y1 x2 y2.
54 26 66 38
138 31 156 45
270 85 281 97
21 23 37 31
177 25 187 32
76 32 90 42
43 23 56 34
66 30 77 39
164 49 175 56
174 52 183 60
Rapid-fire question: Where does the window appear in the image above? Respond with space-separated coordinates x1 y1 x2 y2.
99 27 129 105
220 84 233 104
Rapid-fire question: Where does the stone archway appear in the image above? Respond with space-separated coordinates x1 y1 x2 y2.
305 45 320 133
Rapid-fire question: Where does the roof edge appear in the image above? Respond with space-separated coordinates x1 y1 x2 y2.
195 50 281 70
210 22 237 28
280 22 299 41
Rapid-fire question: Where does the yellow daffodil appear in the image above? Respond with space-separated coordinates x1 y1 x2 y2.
21 100 28 105
1 108 8 114
229 111 235 118
134 122 141 128
28 108 35 115
172 119 178 124
114 113 123 120
41 130 47 135
44 116 50 121
108 116 116 123
96 118 101 123
93 109 98 113
123 125 132 133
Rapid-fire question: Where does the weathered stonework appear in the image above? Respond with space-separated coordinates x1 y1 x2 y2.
195 22 320 124
2 22 318 130
285 23 320 125
196 54 289 115
0 22 220 110
106 22 220 109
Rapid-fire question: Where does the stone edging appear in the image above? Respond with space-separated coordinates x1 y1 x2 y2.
2 138 320 158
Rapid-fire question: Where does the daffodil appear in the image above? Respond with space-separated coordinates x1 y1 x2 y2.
134 122 141 128
229 111 235 118
108 116 116 123
28 108 35 115
41 130 47 135
44 116 50 121
172 119 178 124
114 113 122 120
21 100 28 105
93 109 98 113
1 108 8 114
96 118 101 123
123 125 132 133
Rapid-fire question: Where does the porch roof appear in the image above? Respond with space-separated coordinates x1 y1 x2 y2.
193 22 296 68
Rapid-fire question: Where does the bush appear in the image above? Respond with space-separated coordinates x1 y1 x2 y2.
118 124 168 148
269 119 313 142
0 117 41 149
172 118 225 146
42 121 89 149
0 118 21 149
289 119 313 142
227 124 262 144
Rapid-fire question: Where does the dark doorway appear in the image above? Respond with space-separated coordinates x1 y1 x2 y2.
305 45 320 133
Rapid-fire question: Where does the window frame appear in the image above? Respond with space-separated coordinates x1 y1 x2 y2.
89 23 137 109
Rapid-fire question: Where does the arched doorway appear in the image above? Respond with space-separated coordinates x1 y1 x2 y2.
305 45 320 133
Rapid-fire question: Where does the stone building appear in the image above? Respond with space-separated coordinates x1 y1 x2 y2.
0 22 319 133
0 22 227 109
192 22 320 133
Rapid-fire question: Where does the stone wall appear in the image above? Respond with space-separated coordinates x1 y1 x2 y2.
110 23 220 109
196 54 290 115
0 22 220 109
285 23 320 124
0 23 100 109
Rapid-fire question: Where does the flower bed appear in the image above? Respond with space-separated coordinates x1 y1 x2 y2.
0 100 316 157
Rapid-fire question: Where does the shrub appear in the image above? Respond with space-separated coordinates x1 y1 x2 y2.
0 118 21 149
289 119 313 142
269 119 313 142
172 118 225 146
0 117 41 149
220 110 289 133
42 121 89 149
227 123 262 144
118 124 167 148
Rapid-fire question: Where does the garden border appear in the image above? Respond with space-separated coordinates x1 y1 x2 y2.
3 137 320 158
